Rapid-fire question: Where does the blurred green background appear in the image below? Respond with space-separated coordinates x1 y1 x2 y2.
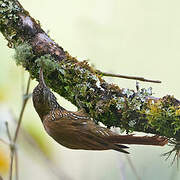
0 0 180 179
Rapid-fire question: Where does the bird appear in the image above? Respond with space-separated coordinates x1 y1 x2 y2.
32 68 168 154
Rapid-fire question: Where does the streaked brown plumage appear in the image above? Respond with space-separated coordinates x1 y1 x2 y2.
32 68 168 154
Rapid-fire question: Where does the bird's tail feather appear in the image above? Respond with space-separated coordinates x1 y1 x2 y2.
114 144 129 154
108 135 168 146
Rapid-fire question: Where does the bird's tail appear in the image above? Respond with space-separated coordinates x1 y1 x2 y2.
114 144 130 154
108 135 168 146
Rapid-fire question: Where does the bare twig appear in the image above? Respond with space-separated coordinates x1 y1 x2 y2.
4 122 14 180
0 138 9 146
9 148 14 180
15 150 19 180
13 76 31 143
125 155 142 180
5 122 12 141
161 139 180 167
8 76 31 180
100 72 162 83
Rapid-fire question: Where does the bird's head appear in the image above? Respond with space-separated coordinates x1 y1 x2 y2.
32 68 59 119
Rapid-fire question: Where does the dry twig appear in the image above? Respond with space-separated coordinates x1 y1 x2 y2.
5 76 31 180
100 72 162 83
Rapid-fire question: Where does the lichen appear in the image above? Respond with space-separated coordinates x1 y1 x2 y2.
0 0 20 21
35 55 59 72
144 96 180 138
14 43 34 66
0 0 22 45
13 43 104 108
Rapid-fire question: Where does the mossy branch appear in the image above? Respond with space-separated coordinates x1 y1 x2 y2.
0 0 180 142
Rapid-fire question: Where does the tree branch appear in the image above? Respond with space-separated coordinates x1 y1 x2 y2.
98 71 162 83
0 0 180 142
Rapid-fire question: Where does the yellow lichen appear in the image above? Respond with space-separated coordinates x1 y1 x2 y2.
175 106 180 116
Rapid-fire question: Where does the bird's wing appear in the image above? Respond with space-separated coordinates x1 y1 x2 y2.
44 110 129 153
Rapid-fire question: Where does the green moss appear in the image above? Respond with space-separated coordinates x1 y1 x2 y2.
0 0 20 21
145 97 180 138
35 55 59 72
14 43 104 108
14 43 34 66
0 0 22 44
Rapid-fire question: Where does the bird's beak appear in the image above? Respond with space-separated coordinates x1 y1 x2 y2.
39 68 47 87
